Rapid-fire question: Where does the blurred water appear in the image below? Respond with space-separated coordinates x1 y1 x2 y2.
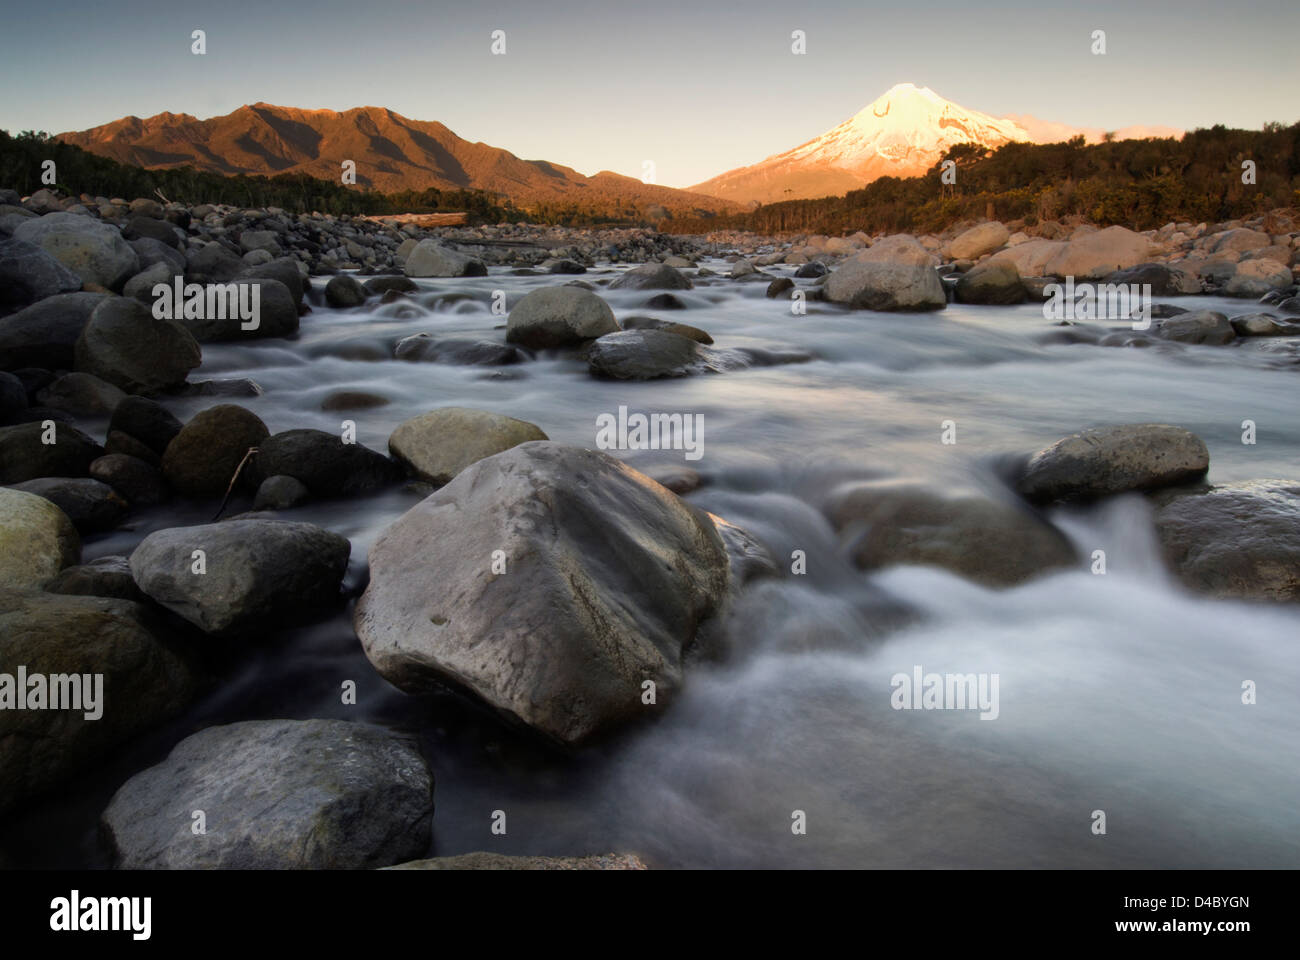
10 259 1298 869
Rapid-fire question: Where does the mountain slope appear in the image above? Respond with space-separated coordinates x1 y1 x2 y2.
56 103 736 215
689 83 1180 205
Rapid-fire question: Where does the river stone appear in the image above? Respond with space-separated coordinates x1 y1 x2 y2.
584 329 708 379
505 286 618 348
824 241 946 311
402 240 486 278
90 454 165 505
75 296 201 394
619 315 714 344
109 395 183 455
254 429 401 497
0 420 104 483
824 480 1076 587
240 258 305 304
1018 424 1210 504
1230 313 1300 337
609 262 693 291
394 334 525 365
0 292 108 370
185 241 244 284
948 222 1010 260
10 477 128 533
320 390 389 411
1155 310 1235 345
954 259 1026 305
1042 225 1154 279
0 487 79 588
130 237 186 275
178 277 298 342
0 238 83 314
1104 263 1202 296
161 404 268 499
129 517 351 635
12 212 139 290
387 852 647 870
325 274 366 307
35 372 126 418
122 216 181 249
253 474 311 511
1154 480 1300 602
766 277 795 299
795 262 829 279
0 590 194 815
43 555 143 601
363 275 417 295
355 442 731 744
101 719 432 869
388 407 548 485
122 261 174 302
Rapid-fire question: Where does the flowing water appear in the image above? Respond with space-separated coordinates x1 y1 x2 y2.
9 260 1300 868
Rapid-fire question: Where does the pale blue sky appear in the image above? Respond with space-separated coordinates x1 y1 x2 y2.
1 0 1294 187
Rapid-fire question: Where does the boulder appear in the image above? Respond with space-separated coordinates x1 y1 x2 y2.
619 315 714 344
35 372 126 418
12 212 139 289
394 334 526 365
0 590 194 815
823 241 946 311
0 420 104 483
0 292 107 369
129 517 350 635
1156 309 1235 345
75 296 201 395
954 259 1026 305
990 239 1067 277
254 429 401 497
1018 424 1210 503
388 407 548 485
402 240 486 278
324 274 367 307
824 480 1076 587
0 238 82 314
90 454 166 505
252 475 310 511
10 477 128 533
109 395 183 455
1230 313 1300 337
185 242 244 284
363 276 417 296
0 487 79 588
354 442 731 745
240 258 305 304
584 329 709 379
101 720 432 869
43 555 142 601
1104 262 1202 296
1042 226 1154 279
1224 259 1292 297
178 277 298 342
608 263 693 291
948 222 1010 260
1154 480 1300 602
505 287 618 348
162 404 269 499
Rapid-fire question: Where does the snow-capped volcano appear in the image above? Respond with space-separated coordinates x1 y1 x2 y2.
691 83 1034 204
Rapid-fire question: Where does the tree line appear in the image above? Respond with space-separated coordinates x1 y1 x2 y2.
662 122 1300 236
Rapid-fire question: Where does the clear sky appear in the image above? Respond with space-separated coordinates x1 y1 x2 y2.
1 0 1294 188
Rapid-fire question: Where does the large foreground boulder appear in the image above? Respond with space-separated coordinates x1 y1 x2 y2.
355 442 731 745
75 296 201 395
129 517 351 635
1018 424 1209 503
824 480 1076 587
505 287 618 348
0 591 194 814
101 720 432 869
0 487 79 588
1154 480 1300 601
387 407 548 485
